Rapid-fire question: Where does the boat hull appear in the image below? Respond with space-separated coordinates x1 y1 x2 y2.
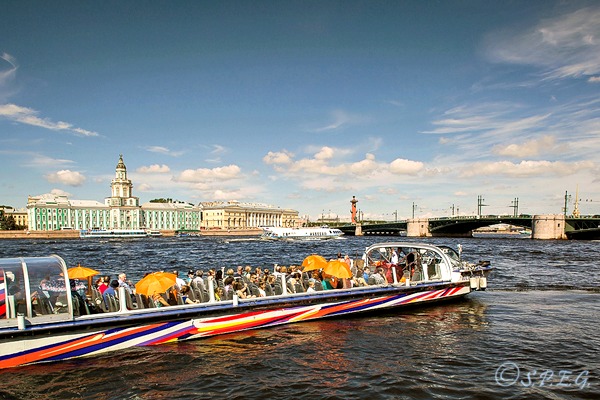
0 282 470 369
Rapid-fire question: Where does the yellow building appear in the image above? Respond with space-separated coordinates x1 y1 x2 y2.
0 207 28 228
201 200 298 230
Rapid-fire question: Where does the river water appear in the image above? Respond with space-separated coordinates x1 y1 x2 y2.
0 236 598 399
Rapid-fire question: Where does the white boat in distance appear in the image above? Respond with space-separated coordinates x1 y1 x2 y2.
79 229 150 239
261 226 344 240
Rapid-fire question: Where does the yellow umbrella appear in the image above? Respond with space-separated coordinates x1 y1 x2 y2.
135 272 177 296
67 264 100 279
301 254 328 272
323 260 352 279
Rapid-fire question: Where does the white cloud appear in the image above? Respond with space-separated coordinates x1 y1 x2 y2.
144 146 185 157
492 135 558 158
263 150 294 165
176 165 241 183
589 76 600 83
45 170 86 186
0 103 98 137
312 109 367 132
486 5 600 80
0 52 18 100
460 160 595 178
137 164 170 173
25 153 75 168
51 189 72 197
389 158 424 175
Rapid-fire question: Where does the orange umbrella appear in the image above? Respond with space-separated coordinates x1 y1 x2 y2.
67 264 100 279
323 260 352 279
135 272 177 296
301 254 328 272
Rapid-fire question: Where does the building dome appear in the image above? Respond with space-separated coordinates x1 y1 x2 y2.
116 154 126 170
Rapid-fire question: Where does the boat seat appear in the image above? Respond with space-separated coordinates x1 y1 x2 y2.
273 282 283 295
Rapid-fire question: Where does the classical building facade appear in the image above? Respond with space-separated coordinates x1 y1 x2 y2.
27 155 202 231
0 207 28 228
201 200 298 229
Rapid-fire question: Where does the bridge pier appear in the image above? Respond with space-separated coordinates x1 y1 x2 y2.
354 223 363 236
532 214 567 240
406 218 431 237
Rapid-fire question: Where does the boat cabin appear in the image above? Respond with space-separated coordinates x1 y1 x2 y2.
0 256 75 329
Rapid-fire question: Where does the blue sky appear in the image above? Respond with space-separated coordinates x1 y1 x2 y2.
1 1 599 221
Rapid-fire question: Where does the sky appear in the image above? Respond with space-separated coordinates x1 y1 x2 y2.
1 0 599 221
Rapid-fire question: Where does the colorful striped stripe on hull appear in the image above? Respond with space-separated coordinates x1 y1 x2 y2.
0 285 469 369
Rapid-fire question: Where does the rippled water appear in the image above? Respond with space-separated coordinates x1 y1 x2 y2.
0 236 598 399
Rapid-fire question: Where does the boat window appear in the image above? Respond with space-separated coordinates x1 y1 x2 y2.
0 256 69 320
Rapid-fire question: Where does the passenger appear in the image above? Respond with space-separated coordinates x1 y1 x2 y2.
173 271 186 289
180 285 199 304
233 280 253 299
265 275 276 296
362 267 371 282
391 248 399 264
187 270 195 284
257 281 267 297
368 268 387 285
96 277 109 294
306 280 316 293
118 273 134 295
248 274 260 297
223 276 235 298
103 279 120 307
233 266 243 278
321 273 334 290
214 286 223 301
151 292 170 308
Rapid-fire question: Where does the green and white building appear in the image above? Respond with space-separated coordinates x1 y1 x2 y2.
27 155 202 231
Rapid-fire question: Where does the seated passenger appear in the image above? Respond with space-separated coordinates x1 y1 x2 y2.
233 280 253 299
306 280 316 293
103 279 120 307
368 268 387 285
151 292 170 307
180 285 199 304
257 281 267 297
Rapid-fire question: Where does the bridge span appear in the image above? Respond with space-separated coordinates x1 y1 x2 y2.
338 214 600 240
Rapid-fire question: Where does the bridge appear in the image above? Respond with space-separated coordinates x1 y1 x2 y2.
337 214 600 240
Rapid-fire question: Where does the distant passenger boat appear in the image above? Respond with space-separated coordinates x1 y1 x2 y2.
79 229 149 239
261 226 344 240
146 229 162 237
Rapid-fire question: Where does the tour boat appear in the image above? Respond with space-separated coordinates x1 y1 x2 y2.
0 242 491 369
79 229 149 239
261 226 344 240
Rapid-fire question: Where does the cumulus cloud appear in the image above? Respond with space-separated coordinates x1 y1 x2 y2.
263 150 294 165
0 103 98 137
485 5 600 80
264 146 425 181
137 164 170 173
45 170 86 186
45 189 71 197
176 165 241 183
389 158 424 175
493 135 557 158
